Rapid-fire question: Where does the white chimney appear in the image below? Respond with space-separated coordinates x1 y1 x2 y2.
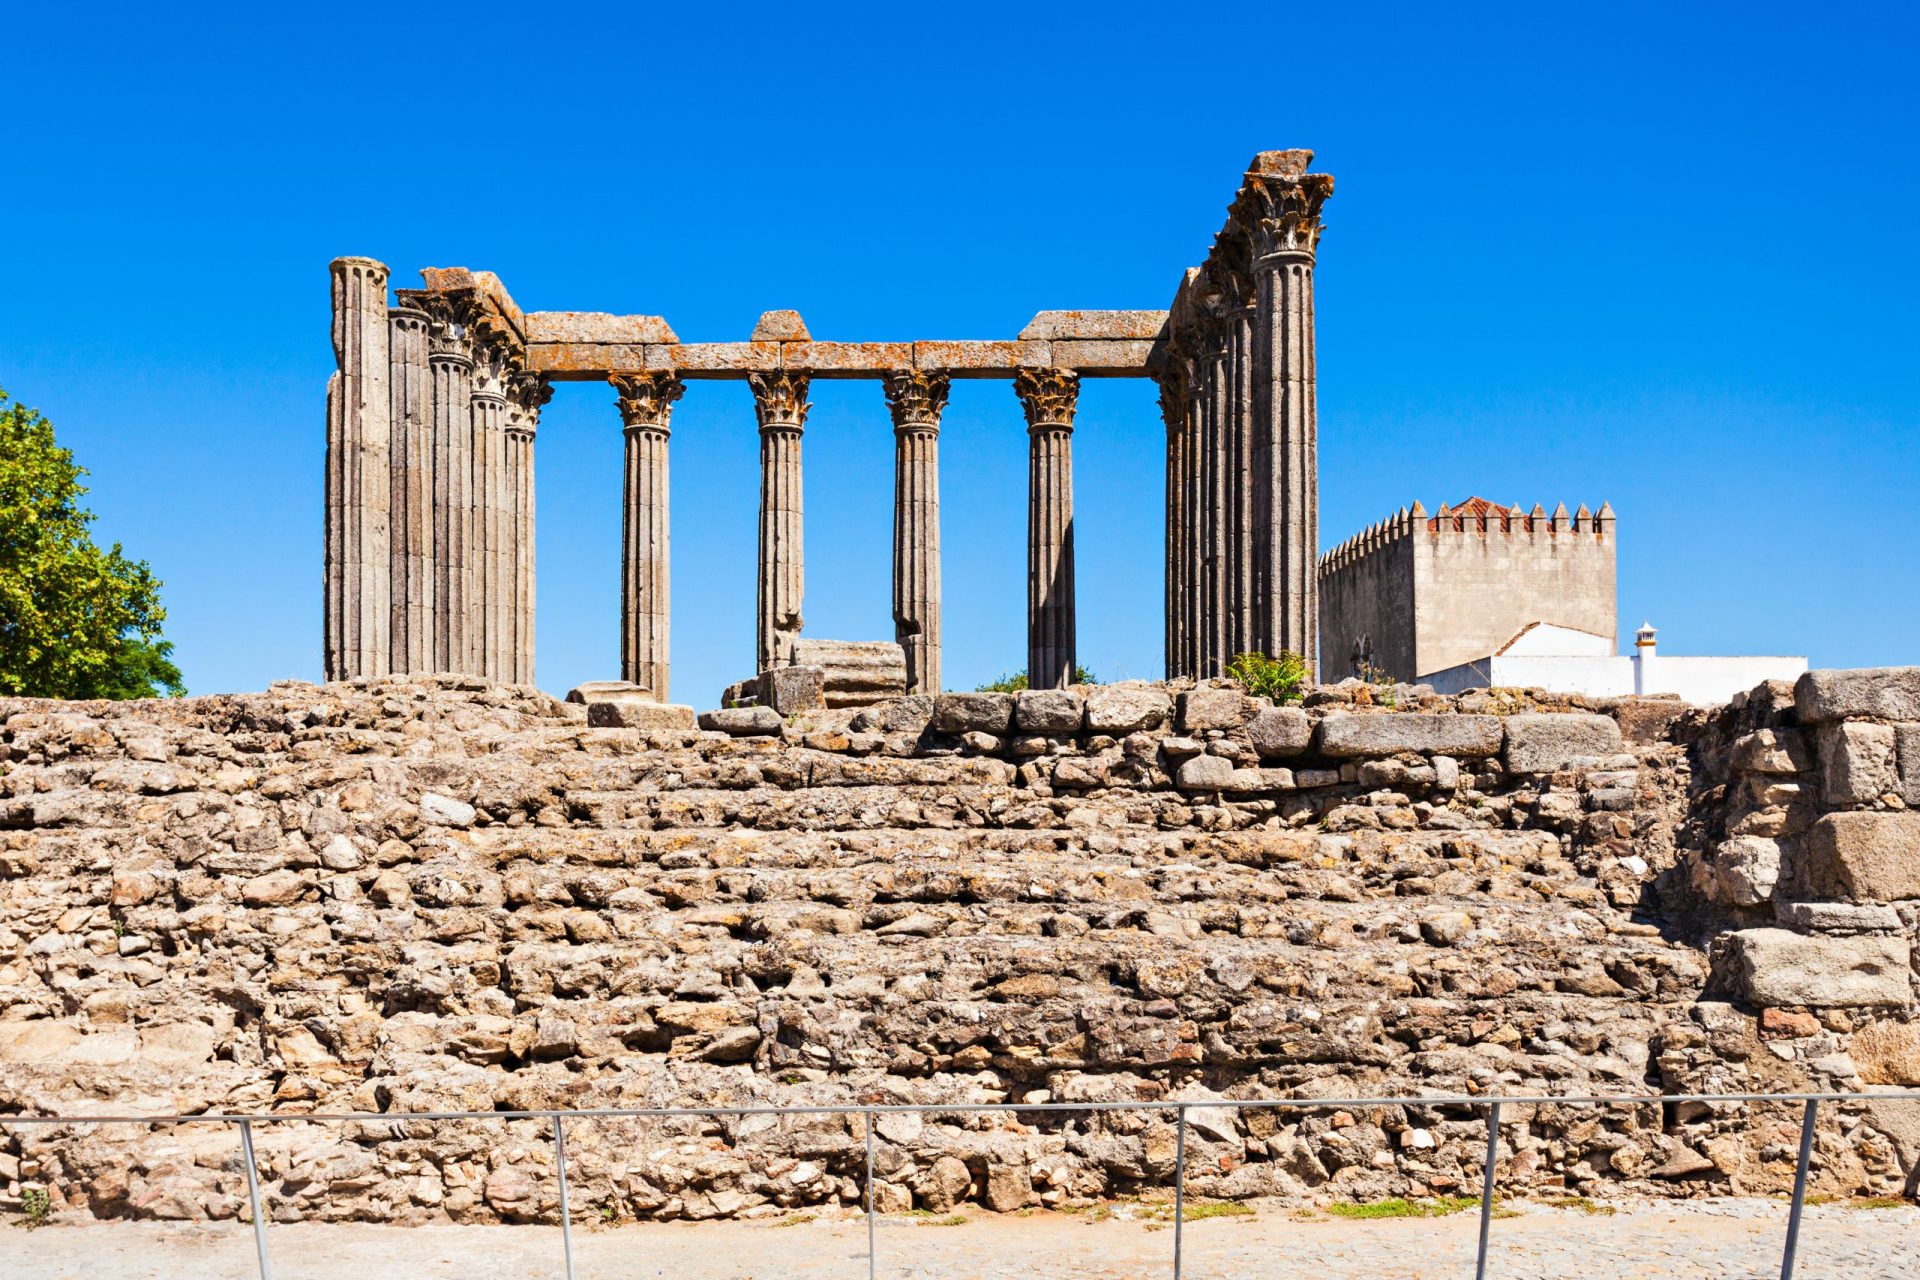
1632 621 1658 695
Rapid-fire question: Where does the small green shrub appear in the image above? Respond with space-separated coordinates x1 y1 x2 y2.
975 666 1097 693
1225 651 1308 704
17 1186 50 1230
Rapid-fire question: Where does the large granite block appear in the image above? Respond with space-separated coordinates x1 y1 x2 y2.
1317 713 1503 759
1724 928 1911 1008
1503 713 1623 773
1795 667 1920 724
1802 811 1920 901
1817 722 1898 805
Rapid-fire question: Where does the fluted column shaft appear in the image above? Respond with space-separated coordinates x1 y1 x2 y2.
1246 158 1332 676
388 306 432 673
884 371 948 695
613 373 684 699
1230 305 1256 658
505 374 547 686
324 256 392 681
470 355 509 680
1016 368 1079 691
1204 334 1230 677
750 372 810 674
1182 359 1202 680
427 326 474 674
1254 250 1321 672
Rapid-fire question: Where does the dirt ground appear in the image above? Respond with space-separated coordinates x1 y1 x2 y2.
8 1198 1920 1280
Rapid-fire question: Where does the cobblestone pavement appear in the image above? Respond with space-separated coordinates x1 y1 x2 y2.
11 1199 1920 1280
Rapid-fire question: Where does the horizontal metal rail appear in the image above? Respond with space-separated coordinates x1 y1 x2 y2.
5 1089 1917 1280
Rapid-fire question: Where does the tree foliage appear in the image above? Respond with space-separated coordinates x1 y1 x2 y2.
974 665 1097 693
0 387 184 699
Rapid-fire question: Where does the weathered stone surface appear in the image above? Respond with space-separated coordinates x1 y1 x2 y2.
587 701 697 730
1817 721 1898 805
1179 687 1247 732
1796 667 1920 724
1174 754 1234 791
1013 690 1084 735
1704 836 1783 906
420 793 476 827
750 310 810 342
1016 310 1168 341
525 313 678 345
698 707 784 736
1247 706 1312 758
757 666 826 716
932 692 1013 734
1852 1020 1920 1086
1776 901 1904 932
1084 683 1170 733
1503 713 1623 773
1730 728 1813 775
1724 929 1911 1007
1317 713 1502 759
1802 812 1920 902
1900 723 1920 806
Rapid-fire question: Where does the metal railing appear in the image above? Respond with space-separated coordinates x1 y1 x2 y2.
5 1089 1918 1280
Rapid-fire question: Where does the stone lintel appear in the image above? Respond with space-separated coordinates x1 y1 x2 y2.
525 338 1155 380
1017 310 1169 341
526 312 680 345
419 267 525 343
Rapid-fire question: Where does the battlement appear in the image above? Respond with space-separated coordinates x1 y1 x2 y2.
1319 498 1618 680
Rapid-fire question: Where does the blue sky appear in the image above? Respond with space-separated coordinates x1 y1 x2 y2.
4 2 1916 703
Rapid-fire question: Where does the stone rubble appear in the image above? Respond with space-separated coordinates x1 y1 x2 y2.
0 670 1916 1227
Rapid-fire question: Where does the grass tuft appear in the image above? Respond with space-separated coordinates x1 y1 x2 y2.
1326 1196 1482 1220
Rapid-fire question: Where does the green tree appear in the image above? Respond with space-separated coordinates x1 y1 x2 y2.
0 387 184 699
974 665 1097 693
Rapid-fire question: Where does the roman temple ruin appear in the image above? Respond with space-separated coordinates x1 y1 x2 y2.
323 151 1334 699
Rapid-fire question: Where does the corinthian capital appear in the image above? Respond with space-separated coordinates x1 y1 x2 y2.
1013 368 1079 431
882 370 950 430
748 371 810 431
611 372 685 433
507 372 553 437
1236 150 1335 261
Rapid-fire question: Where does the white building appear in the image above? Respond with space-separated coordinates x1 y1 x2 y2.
1420 622 1806 705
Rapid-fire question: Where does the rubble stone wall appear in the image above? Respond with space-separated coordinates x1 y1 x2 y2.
1 671 1916 1225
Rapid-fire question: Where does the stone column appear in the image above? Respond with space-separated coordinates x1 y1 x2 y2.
506 373 550 686
750 371 809 674
883 370 948 695
1229 283 1256 660
1155 367 1186 682
426 310 474 674
1203 315 1231 677
612 372 684 699
1245 150 1333 675
324 256 392 681
470 344 510 680
1015 368 1079 691
1181 349 1202 681
388 305 432 674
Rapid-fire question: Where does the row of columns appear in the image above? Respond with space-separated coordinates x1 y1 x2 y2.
324 257 543 683
610 366 1086 701
1156 151 1330 680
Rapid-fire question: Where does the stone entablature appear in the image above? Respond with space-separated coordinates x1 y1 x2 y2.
323 155 1334 699
1318 497 1617 683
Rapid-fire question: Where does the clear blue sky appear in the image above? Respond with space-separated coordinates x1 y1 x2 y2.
5 2 1916 703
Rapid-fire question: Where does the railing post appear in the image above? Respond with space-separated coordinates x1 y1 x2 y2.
1475 1101 1500 1280
1173 1105 1187 1280
553 1115 576 1280
1781 1098 1818 1280
866 1109 878 1280
237 1119 273 1280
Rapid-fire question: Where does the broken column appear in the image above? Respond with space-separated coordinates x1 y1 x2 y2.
1015 367 1079 690
1242 150 1332 674
612 372 684 700
506 372 549 685
324 256 392 681
388 304 432 674
883 370 948 694
750 371 810 674
425 304 475 674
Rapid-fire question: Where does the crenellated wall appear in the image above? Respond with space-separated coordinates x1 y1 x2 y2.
1319 500 1616 682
